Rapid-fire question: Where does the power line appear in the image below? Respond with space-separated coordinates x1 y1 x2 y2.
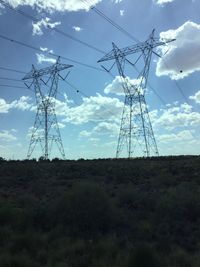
0 81 117 129
129 62 167 106
0 66 167 114
0 33 104 72
161 58 190 105
125 54 198 140
51 26 105 54
0 66 116 119
1 0 191 107
0 0 105 54
63 79 117 119
81 0 140 43
78 2 175 108
89 8 191 111
0 76 30 83
0 66 26 74
0 73 76 99
147 81 167 107
152 29 191 107
0 68 176 124
86 4 191 112
0 83 34 92
81 3 190 110
0 24 193 131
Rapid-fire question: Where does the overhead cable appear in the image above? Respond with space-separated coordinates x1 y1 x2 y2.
81 0 139 43
0 33 104 72
0 0 105 54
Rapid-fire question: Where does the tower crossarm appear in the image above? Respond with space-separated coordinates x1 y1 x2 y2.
22 63 73 80
97 38 175 63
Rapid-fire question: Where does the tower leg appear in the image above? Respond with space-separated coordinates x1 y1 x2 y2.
116 93 159 158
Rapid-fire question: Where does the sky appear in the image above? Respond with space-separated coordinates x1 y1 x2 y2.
0 0 200 159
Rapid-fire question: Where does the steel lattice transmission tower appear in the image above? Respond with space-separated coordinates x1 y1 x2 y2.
98 29 175 158
23 57 73 160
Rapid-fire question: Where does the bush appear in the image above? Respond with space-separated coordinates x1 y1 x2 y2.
127 245 160 267
168 248 192 267
9 231 45 257
0 157 6 162
52 182 117 238
0 253 37 267
154 183 200 250
0 204 18 226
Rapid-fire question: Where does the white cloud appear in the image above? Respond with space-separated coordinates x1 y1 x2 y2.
0 98 11 113
158 130 193 143
5 0 102 12
161 130 190 142
89 137 100 143
11 96 33 111
72 26 83 32
151 99 200 154
104 76 144 96
11 129 18 133
0 3 5 15
36 47 55 64
120 9 124 16
27 127 44 139
112 0 123 3
40 47 53 53
93 121 119 135
32 17 61 36
79 121 119 142
190 90 200 104
0 96 33 113
59 93 123 125
154 0 174 5
152 102 200 130
104 76 124 95
156 128 199 155
156 21 200 80
80 130 91 137
57 122 66 129
0 130 17 142
36 53 56 64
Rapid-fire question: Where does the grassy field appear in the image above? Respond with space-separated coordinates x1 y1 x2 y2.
0 156 200 267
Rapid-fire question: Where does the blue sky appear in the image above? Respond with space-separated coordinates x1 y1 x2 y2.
0 0 200 159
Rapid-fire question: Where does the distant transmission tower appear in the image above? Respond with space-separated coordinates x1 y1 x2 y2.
98 29 175 158
23 57 73 160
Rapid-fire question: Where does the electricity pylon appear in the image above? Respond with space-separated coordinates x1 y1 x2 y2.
23 57 73 160
98 29 175 158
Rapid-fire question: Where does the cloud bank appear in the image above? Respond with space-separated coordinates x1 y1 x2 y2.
56 93 123 125
4 0 102 12
190 90 200 104
154 0 174 5
0 96 33 113
151 102 200 130
104 76 144 96
156 21 200 80
32 17 61 36
0 130 17 142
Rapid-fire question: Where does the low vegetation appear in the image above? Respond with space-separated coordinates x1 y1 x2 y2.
0 156 200 266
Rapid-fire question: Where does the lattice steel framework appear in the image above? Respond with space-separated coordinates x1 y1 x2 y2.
23 57 73 160
98 29 175 158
